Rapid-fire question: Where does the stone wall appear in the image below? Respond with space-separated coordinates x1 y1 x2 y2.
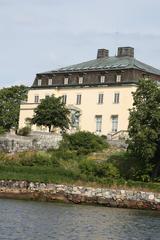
0 132 62 153
0 180 159 210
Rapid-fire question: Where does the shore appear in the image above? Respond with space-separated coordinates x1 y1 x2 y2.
0 180 159 210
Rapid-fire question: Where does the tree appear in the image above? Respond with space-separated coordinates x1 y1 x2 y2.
32 95 70 132
0 85 28 131
127 79 160 180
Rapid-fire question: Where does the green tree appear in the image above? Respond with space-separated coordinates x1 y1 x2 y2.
0 85 28 130
32 95 70 132
127 79 160 180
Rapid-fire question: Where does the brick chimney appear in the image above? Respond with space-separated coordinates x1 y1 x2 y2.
117 47 134 57
97 49 109 59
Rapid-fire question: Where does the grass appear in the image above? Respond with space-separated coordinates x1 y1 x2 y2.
0 163 160 192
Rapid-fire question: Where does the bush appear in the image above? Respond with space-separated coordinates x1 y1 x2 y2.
60 131 108 155
0 126 5 135
79 159 120 179
18 126 31 136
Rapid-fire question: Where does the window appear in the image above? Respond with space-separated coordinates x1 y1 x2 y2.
48 79 52 85
38 79 42 86
71 111 80 128
64 77 68 85
98 93 104 104
111 115 118 132
95 115 102 133
116 75 121 82
76 94 81 105
61 95 67 104
100 75 105 83
114 93 120 104
34 95 39 103
79 76 83 84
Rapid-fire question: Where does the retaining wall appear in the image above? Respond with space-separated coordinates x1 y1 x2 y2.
0 180 159 210
0 132 62 152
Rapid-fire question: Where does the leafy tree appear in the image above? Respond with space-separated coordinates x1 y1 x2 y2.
0 85 28 130
127 79 160 180
32 95 70 132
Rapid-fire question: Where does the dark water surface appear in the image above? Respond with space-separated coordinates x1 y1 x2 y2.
0 199 159 240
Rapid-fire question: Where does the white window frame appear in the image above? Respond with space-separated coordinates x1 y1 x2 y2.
113 93 120 104
111 115 118 132
34 95 39 103
98 93 104 104
79 76 83 84
100 75 105 83
76 94 81 105
48 78 52 86
116 75 121 83
64 77 69 85
95 115 102 133
38 79 42 86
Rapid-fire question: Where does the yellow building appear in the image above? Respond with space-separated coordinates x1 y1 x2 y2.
19 47 160 138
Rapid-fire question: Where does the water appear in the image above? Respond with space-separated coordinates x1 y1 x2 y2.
0 199 159 240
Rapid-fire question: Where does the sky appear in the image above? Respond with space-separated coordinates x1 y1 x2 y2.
1 0 160 87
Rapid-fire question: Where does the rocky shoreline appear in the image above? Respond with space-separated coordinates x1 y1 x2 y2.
0 180 160 210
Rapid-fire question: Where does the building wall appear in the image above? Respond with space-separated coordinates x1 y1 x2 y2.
19 84 137 135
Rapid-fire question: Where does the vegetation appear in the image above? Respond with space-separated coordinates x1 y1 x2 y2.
60 131 109 155
32 95 70 132
0 85 28 131
0 126 5 135
0 149 159 191
18 126 31 136
127 79 160 181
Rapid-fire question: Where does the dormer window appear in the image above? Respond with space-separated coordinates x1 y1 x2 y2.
64 77 68 85
100 75 105 83
48 78 52 86
116 75 121 83
38 79 42 86
79 76 83 84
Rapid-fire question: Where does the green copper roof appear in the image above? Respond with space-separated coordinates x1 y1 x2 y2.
41 56 160 75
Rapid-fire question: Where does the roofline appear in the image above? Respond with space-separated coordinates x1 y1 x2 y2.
37 67 134 75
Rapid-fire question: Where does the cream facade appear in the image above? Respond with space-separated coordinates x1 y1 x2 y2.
19 84 137 136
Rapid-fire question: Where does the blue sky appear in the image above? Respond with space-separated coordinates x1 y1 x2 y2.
1 0 160 87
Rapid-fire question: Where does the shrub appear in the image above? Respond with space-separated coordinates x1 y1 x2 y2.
60 131 108 155
0 126 5 135
79 159 120 179
18 126 31 136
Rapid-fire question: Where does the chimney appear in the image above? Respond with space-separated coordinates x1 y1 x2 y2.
117 47 134 57
97 49 109 59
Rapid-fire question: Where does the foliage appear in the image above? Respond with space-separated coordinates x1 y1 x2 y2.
32 95 70 132
79 159 120 179
0 85 28 130
0 150 160 191
60 131 108 155
18 126 31 136
0 126 5 135
127 79 160 179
